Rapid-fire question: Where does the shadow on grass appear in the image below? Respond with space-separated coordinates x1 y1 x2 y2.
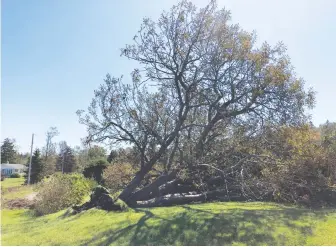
82 205 328 246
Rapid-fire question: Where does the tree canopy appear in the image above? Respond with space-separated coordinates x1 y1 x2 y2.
1 138 19 164
56 142 77 173
24 149 44 184
78 0 318 207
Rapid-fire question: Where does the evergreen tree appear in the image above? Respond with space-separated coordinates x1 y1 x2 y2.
56 144 76 173
1 138 18 164
107 150 118 163
23 156 30 182
83 159 108 184
24 149 44 184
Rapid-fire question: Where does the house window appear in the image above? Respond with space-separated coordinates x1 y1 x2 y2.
15 169 18 172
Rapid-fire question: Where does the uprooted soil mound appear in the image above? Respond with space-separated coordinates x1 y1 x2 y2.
72 186 123 214
5 198 35 209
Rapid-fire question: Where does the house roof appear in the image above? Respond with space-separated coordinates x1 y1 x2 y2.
1 164 26 170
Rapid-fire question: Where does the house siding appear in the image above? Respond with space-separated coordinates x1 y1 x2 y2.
1 164 26 177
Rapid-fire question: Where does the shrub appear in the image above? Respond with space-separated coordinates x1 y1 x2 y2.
34 173 96 215
258 125 331 206
83 159 108 184
103 163 136 194
10 173 21 178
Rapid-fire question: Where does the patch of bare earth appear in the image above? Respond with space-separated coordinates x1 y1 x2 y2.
2 192 37 209
5 198 34 209
26 192 37 201
3 186 22 193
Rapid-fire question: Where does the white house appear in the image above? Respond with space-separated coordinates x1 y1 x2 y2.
1 163 26 177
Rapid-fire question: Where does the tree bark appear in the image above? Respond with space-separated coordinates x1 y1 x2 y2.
134 190 246 207
130 171 178 201
118 169 149 204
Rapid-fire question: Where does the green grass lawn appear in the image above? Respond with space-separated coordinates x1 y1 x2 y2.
1 202 336 246
1 177 25 189
1 177 34 203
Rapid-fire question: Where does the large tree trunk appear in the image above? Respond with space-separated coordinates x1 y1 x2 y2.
134 190 246 208
132 178 199 202
118 125 185 204
129 171 178 201
118 169 148 204
118 169 205 206
118 170 245 208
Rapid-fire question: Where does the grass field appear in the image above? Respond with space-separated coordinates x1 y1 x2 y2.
1 202 336 246
1 177 25 189
1 177 336 246
1 177 34 202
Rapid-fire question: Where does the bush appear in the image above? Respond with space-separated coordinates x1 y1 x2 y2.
34 173 96 215
103 163 136 194
258 125 331 206
10 173 21 178
83 159 108 184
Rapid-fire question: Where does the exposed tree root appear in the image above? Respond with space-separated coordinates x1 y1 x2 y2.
72 186 122 214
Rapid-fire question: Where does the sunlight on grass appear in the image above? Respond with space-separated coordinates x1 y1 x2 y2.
1 177 34 204
1 177 25 189
1 202 336 246
1 186 34 201
306 213 336 246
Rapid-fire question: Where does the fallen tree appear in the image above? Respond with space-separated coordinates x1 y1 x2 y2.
77 0 315 208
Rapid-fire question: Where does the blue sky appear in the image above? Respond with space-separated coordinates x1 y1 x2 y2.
2 0 336 153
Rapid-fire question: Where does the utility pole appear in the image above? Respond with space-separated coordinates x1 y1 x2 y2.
27 133 34 185
62 152 65 174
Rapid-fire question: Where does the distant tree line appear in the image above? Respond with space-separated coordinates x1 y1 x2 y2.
1 127 119 185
